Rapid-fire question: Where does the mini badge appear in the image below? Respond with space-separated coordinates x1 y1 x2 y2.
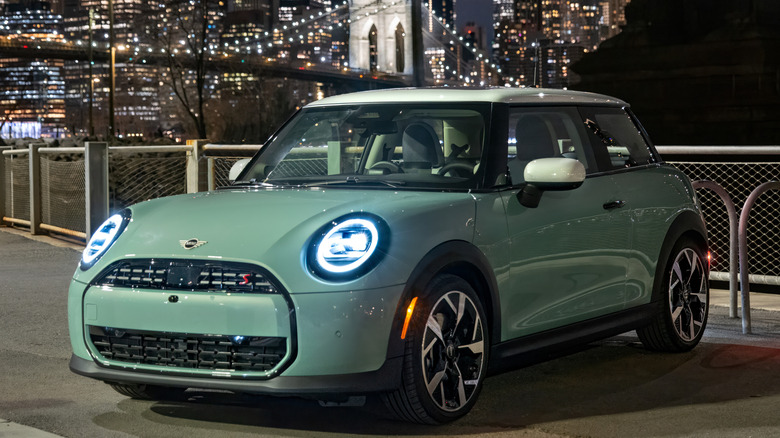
180 238 207 250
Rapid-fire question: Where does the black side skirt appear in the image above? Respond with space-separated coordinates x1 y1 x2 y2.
488 303 658 375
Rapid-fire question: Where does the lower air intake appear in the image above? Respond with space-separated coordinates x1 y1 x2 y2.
89 326 286 374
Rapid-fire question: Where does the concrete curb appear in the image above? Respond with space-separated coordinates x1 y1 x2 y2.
0 226 83 252
710 288 780 312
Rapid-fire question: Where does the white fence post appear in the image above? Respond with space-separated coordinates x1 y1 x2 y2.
0 146 7 224
28 143 43 235
85 142 109 241
186 139 208 193
207 157 216 191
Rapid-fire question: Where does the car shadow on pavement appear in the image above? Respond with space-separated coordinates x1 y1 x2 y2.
113 336 780 437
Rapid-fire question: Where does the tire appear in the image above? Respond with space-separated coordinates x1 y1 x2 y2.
110 383 187 401
637 237 709 352
383 274 489 424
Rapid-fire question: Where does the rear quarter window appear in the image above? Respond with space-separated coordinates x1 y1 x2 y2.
579 107 656 172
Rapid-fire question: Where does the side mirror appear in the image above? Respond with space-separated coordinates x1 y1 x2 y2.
518 158 586 208
228 158 251 183
524 157 586 190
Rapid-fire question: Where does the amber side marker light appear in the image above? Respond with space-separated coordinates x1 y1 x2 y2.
401 297 418 340
707 251 712 269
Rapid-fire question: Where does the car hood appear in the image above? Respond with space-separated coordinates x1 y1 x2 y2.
74 187 478 292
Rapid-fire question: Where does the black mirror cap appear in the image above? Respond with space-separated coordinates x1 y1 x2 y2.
517 184 543 208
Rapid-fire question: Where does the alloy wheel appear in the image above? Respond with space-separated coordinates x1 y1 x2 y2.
421 290 485 412
668 247 708 341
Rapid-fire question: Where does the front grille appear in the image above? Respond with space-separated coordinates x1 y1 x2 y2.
89 326 286 373
92 259 276 294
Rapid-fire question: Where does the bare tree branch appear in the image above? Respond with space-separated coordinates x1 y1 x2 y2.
153 0 216 139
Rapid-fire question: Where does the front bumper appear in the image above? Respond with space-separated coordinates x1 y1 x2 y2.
69 354 403 395
68 271 407 394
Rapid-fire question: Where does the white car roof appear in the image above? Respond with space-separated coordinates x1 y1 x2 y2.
306 87 628 107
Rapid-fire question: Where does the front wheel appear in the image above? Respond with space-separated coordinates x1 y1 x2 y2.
383 274 488 424
638 237 709 352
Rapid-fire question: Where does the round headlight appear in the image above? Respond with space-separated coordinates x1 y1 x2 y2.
308 215 388 280
81 210 131 270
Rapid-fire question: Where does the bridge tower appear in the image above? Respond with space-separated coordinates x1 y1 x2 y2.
349 0 413 76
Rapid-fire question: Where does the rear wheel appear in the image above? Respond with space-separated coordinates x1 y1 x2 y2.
383 274 488 424
638 237 709 352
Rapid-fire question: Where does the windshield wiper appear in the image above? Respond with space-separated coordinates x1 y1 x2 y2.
231 179 276 187
299 177 406 189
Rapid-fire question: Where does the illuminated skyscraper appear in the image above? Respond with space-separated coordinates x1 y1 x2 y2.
222 0 276 50
0 0 66 138
493 0 628 88
61 0 162 137
273 0 333 65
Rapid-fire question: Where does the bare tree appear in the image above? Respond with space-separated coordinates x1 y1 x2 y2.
154 0 221 139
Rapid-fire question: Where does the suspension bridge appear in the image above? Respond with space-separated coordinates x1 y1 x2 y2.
0 0 501 88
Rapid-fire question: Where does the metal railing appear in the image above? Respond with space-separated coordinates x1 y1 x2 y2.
1 142 778 332
1 141 260 240
658 145 780 334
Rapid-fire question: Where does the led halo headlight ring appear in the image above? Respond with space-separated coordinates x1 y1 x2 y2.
80 209 131 270
307 214 389 281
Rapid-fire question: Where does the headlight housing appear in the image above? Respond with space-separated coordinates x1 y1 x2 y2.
307 214 389 281
80 210 131 270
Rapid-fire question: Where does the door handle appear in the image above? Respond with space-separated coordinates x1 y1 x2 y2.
603 200 626 210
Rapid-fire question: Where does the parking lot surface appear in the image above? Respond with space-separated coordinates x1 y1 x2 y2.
2 228 780 437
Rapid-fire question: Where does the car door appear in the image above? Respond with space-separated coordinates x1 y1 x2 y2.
500 106 632 340
578 106 675 308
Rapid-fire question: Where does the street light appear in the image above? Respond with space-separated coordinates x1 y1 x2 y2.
108 0 116 139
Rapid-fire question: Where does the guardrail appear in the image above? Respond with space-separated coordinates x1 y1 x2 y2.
1 142 778 332
658 145 780 334
1 141 260 241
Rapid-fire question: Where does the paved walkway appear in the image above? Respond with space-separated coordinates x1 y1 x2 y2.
1 419 62 437
711 288 780 312
2 226 780 438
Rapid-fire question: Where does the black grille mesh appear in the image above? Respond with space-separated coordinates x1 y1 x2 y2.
89 326 286 373
92 259 276 294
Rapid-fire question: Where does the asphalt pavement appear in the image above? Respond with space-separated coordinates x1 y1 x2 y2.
3 226 780 438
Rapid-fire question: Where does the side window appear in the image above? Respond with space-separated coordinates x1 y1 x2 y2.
579 107 655 171
507 107 596 184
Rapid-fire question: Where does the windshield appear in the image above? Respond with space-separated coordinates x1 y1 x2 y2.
238 103 490 189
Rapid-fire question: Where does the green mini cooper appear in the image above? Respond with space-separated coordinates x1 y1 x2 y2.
69 88 709 424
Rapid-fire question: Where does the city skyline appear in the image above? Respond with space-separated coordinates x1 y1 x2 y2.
0 0 627 142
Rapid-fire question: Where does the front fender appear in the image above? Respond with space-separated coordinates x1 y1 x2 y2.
385 241 500 360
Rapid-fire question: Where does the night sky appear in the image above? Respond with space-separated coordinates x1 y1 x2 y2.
455 0 494 48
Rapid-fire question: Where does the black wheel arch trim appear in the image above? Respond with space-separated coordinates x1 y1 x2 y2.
651 210 708 303
385 240 501 360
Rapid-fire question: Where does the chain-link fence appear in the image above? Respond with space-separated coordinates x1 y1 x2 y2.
202 144 262 189
669 161 780 281
2 146 189 239
209 157 244 189
110 153 187 211
40 152 86 233
4 154 30 222
4 143 780 288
